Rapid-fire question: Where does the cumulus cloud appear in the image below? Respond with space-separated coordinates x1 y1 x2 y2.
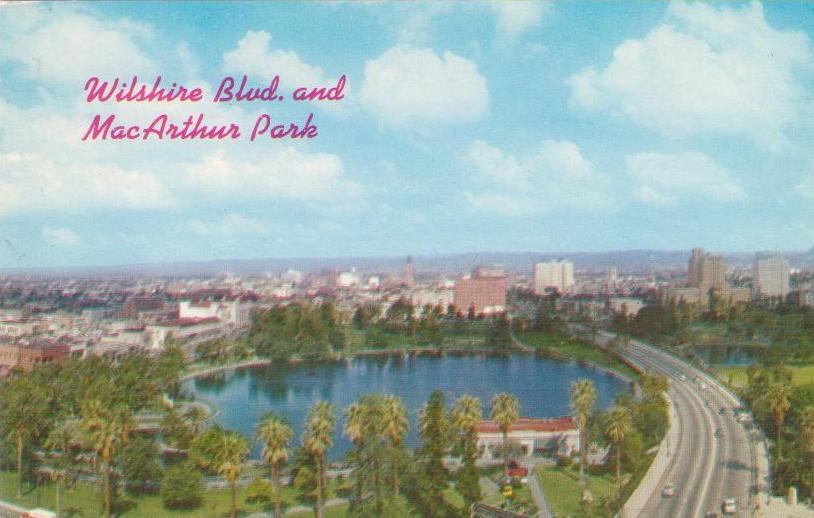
42 227 80 247
568 1 813 150
490 1 551 41
183 148 364 204
223 30 330 88
0 152 173 214
461 139 612 216
360 46 488 130
626 151 747 205
0 5 157 85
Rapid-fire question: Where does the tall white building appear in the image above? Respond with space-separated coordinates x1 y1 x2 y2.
533 260 575 294
753 255 790 299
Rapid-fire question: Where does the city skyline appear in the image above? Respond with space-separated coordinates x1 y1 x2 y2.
2 1 814 269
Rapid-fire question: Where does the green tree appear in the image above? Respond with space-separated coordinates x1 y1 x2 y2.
303 401 335 518
605 405 632 496
490 392 520 477
800 407 814 491
571 379 597 483
192 428 250 518
44 419 83 517
381 394 409 513
0 376 50 497
763 382 792 458
122 436 162 495
451 395 482 511
183 404 209 437
82 400 132 518
415 391 450 518
161 462 203 510
257 413 294 518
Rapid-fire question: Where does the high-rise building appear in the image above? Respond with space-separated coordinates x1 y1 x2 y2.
454 267 507 315
533 260 575 294
753 254 790 299
688 248 705 288
687 248 726 295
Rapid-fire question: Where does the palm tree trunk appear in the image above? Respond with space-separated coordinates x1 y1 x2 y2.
392 454 399 512
16 432 23 498
616 446 622 497
579 427 585 482
502 430 508 477
231 478 237 518
273 465 281 518
776 418 782 458
316 458 324 518
56 479 62 518
103 462 111 518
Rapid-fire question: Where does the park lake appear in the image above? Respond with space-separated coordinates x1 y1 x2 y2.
187 353 630 460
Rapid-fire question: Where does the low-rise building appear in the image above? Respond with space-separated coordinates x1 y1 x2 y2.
475 416 579 459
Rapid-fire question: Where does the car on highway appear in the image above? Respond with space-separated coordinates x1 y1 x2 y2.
661 483 676 497
722 497 737 514
714 427 723 438
705 512 720 518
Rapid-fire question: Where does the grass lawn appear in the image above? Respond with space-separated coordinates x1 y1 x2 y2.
0 471 347 518
517 331 641 382
715 364 814 388
536 465 616 517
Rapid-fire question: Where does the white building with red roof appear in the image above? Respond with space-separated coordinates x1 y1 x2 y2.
475 416 580 459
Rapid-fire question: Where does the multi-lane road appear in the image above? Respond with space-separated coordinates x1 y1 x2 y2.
590 330 766 518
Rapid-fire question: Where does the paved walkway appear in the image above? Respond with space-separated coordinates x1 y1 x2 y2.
520 458 553 518
758 497 814 518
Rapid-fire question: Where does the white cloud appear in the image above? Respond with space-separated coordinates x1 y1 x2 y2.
0 152 173 214
360 46 488 130
462 139 612 216
568 1 813 150
0 5 157 85
490 2 551 41
223 30 330 88
183 148 363 204
626 151 747 205
182 213 268 237
42 227 80 247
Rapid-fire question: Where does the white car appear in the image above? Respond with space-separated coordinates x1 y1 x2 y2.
722 498 736 514
662 483 676 497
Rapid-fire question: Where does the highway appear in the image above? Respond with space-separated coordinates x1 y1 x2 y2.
591 330 761 518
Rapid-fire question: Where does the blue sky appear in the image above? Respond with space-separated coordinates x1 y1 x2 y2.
1 1 813 268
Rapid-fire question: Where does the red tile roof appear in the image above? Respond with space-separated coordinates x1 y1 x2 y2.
475 416 576 433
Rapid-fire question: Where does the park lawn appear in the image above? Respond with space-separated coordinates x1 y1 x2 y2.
518 331 641 382
481 483 536 516
716 364 814 388
536 465 616 517
0 471 346 518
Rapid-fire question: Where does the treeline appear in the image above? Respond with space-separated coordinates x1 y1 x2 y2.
248 301 345 361
0 346 185 517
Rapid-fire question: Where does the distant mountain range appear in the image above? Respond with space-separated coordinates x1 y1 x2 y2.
2 248 812 278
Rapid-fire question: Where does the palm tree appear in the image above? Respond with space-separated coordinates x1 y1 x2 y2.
216 431 250 518
343 400 370 507
82 401 129 518
763 382 791 458
303 401 335 518
605 405 631 496
257 413 293 518
0 377 49 497
571 379 597 482
490 393 520 477
381 395 408 508
183 404 210 437
44 419 82 517
451 395 483 509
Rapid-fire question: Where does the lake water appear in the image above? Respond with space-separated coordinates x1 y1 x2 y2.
187 353 630 460
691 345 763 366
